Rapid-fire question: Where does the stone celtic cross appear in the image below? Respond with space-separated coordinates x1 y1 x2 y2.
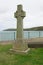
14 4 29 52
14 4 26 39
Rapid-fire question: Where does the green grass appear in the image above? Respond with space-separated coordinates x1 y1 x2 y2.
0 44 43 65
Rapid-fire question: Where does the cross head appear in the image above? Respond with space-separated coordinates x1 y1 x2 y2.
14 5 26 19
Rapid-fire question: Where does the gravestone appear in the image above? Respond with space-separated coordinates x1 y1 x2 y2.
13 4 30 53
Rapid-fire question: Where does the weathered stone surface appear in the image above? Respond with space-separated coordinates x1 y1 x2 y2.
13 4 29 53
13 39 28 51
14 5 25 39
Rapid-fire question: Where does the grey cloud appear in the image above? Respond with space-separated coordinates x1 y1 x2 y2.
0 8 9 14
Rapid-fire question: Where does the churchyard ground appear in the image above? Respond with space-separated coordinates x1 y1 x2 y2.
0 43 43 65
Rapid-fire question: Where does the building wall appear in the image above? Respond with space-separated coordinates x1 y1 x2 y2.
0 31 43 41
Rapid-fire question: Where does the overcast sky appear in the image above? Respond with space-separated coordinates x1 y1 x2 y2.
0 0 43 31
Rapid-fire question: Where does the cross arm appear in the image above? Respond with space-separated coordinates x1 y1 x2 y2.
14 11 18 18
21 11 26 18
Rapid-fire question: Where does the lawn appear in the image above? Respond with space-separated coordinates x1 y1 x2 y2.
0 44 43 65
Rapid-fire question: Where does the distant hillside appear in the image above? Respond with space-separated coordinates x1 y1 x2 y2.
4 26 43 31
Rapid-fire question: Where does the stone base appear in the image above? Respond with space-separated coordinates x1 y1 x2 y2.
10 39 30 54
13 39 28 51
10 48 30 54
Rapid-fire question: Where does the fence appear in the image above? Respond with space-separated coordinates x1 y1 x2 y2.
0 31 43 41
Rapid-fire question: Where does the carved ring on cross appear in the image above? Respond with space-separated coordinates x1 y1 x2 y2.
15 11 25 19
